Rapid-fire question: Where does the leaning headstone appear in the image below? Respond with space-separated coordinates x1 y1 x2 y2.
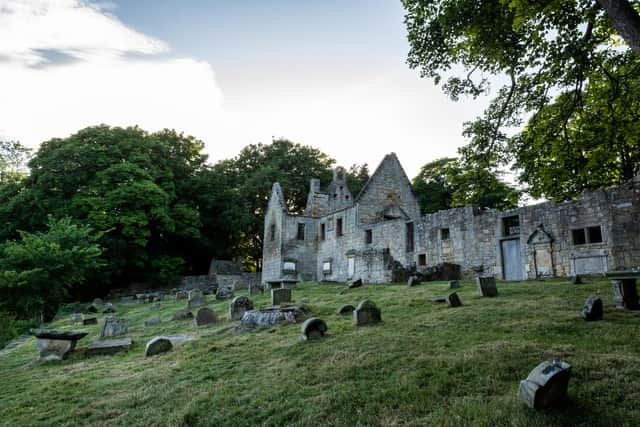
172 309 193 321
195 307 218 327
215 286 234 301
348 278 363 289
102 303 117 313
229 296 254 321
353 300 381 326
176 290 188 300
187 290 207 309
144 336 173 357
87 337 132 355
581 296 603 321
92 298 104 307
407 276 420 288
519 359 572 409
83 317 98 325
337 304 355 315
448 280 460 289
271 288 292 306
70 313 84 323
100 317 129 338
570 275 583 285
301 317 328 340
446 292 462 307
144 316 161 327
476 276 498 297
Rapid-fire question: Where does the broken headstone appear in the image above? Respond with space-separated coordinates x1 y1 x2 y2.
145 336 173 357
519 359 572 409
581 296 603 321
446 292 462 307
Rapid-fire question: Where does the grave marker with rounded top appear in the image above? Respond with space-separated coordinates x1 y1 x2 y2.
145 336 173 357
519 359 572 409
229 296 254 321
353 299 381 326
194 307 218 327
301 317 328 340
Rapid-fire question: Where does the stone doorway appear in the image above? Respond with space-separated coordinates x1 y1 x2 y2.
501 238 523 280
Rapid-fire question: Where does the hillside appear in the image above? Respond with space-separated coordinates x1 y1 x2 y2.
1 278 639 426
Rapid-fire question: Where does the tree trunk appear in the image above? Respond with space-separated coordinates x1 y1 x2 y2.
598 0 640 55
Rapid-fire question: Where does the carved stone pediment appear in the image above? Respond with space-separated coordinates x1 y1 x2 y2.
527 225 553 245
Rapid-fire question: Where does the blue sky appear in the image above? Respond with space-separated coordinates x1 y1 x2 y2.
0 0 490 178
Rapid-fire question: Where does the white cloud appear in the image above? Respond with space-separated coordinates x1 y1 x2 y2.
0 0 224 152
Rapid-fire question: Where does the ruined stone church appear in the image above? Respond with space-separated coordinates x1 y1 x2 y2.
262 153 640 284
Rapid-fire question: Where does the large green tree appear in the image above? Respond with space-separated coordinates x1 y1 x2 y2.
17 125 205 286
0 216 103 319
412 157 519 213
403 0 640 198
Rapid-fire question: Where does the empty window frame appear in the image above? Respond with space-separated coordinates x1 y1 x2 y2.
269 224 276 241
365 229 373 244
320 223 326 241
418 254 426 266
283 261 297 273
441 228 450 240
406 222 415 252
336 218 343 237
572 226 603 245
502 215 520 236
297 223 305 240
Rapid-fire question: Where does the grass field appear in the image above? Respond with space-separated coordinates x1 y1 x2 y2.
1 277 639 427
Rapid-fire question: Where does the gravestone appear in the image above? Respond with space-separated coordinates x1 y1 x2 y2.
407 276 421 287
301 317 328 340
519 359 572 409
476 276 498 297
581 296 603 321
144 316 161 327
353 300 381 326
172 309 193 321
271 288 292 306
431 297 447 303
215 286 234 301
85 304 98 314
145 337 173 357
229 296 254 321
83 317 98 325
348 278 363 289
87 337 132 355
194 307 218 327
70 313 84 323
570 275 583 285
446 292 462 307
92 298 104 306
337 304 355 315
100 317 129 338
448 280 460 289
102 303 116 313
176 290 188 300
187 290 207 309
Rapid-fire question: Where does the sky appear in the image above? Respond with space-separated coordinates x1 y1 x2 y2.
0 0 492 179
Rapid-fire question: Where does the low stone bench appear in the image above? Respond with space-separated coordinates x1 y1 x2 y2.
30 329 88 362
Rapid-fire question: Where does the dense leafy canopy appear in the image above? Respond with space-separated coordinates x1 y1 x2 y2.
412 157 519 214
0 216 103 319
403 0 640 199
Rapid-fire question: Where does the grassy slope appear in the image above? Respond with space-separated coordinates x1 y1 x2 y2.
1 278 639 427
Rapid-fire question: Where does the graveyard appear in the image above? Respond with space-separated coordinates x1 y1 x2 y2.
1 277 639 426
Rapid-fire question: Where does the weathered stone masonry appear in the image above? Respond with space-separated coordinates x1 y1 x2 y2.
262 152 640 284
